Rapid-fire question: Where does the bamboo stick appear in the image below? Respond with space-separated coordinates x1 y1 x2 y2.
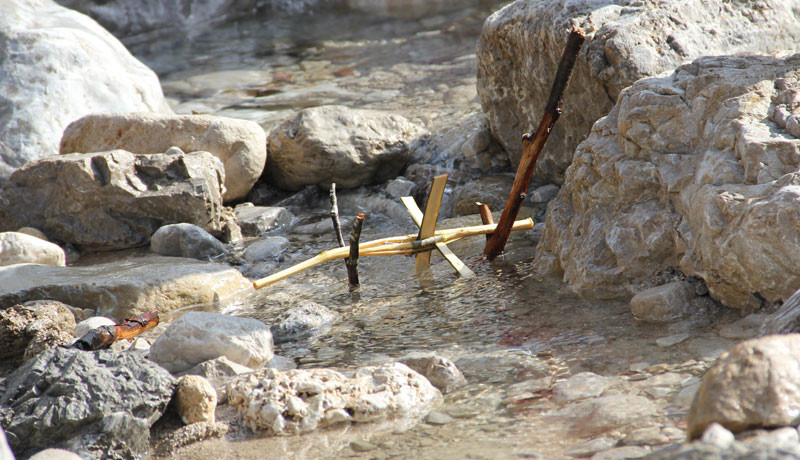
252 218 533 289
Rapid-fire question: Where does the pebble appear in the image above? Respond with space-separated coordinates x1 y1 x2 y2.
424 411 454 425
656 333 690 347
350 440 378 452
565 437 617 457
591 445 650 460
629 362 650 373
553 372 610 402
700 422 734 449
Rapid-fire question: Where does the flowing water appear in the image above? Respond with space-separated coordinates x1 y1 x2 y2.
127 1 745 458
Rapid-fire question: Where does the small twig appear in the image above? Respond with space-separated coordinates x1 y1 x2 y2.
346 213 366 287
330 183 346 248
484 27 585 260
476 202 494 241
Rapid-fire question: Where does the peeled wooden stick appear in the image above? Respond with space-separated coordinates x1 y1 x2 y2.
253 218 534 289
71 310 160 350
330 183 346 248
346 212 365 287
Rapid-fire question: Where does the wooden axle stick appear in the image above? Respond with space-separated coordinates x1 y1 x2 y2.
346 212 365 287
484 27 585 260
415 174 448 272
252 218 533 289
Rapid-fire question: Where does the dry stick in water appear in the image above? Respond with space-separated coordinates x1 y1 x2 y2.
346 212 366 287
330 183 346 248
484 27 586 260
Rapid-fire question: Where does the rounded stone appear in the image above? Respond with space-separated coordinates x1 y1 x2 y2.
175 375 217 425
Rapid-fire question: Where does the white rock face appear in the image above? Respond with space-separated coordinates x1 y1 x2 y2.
535 54 800 309
175 375 217 425
687 334 800 439
0 232 65 267
266 105 422 191
477 0 800 182
149 312 274 374
227 362 441 435
0 0 170 182
60 113 266 202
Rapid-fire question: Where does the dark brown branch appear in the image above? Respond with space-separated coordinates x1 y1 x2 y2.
484 27 585 260
330 183 346 248
71 310 160 350
476 202 494 241
346 212 366 288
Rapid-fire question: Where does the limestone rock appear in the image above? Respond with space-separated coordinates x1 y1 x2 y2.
0 347 175 459
399 353 466 394
235 206 294 236
553 372 610 402
266 105 422 191
29 449 83 460
73 316 116 338
175 375 217 425
182 356 253 403
559 394 658 436
150 223 227 260
0 232 65 267
149 312 274 374
0 255 252 319
227 362 441 435
0 150 226 251
0 300 76 363
0 0 170 183
687 334 800 439
631 282 696 323
535 54 800 309
60 112 266 201
270 302 338 344
477 0 800 182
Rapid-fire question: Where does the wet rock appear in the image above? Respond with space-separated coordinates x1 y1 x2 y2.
235 205 293 236
385 177 416 198
182 356 253 404
150 223 227 260
656 333 690 348
0 0 170 183
567 437 617 457
451 174 513 216
760 288 800 336
243 237 291 262
270 302 337 344
631 282 696 323
227 362 441 435
28 448 83 460
149 311 274 374
701 423 735 449
477 0 800 182
455 350 550 385
688 334 800 439
399 353 466 394
0 347 175 459
0 255 252 319
0 300 76 363
0 150 226 251
0 232 65 267
719 313 766 340
60 112 266 202
535 54 800 309
560 395 659 436
153 421 228 456
553 372 610 402
175 375 217 425
266 105 422 191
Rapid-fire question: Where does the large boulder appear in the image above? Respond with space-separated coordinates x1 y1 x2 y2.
60 113 267 201
0 232 65 267
0 347 175 459
535 54 800 309
266 105 422 191
227 362 441 435
687 335 800 439
477 0 800 182
0 0 170 183
0 255 252 319
0 150 226 251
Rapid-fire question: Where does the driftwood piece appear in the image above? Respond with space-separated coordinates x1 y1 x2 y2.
346 212 366 287
252 218 534 289
71 310 160 351
476 202 494 241
330 183 346 248
484 27 586 259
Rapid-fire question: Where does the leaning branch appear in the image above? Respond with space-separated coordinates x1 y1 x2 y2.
484 27 585 260
346 212 365 287
330 183 346 248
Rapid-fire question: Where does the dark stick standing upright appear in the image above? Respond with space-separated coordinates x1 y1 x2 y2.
484 27 586 260
330 183 346 248
346 212 366 287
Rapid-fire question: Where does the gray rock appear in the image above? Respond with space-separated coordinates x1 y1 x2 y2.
423 411 453 425
656 333 690 348
235 206 293 236
477 0 800 182
385 177 416 198
645 438 800 459
451 174 513 216
760 288 800 336
0 347 175 459
399 353 466 394
28 448 83 460
182 355 253 404
150 223 226 260
701 423 735 449
0 232 65 267
0 0 170 183
535 54 800 309
0 426 13 460
243 237 290 262
73 316 116 340
0 255 252 319
719 314 766 340
0 300 76 364
553 372 610 402
0 150 226 251
266 105 422 191
60 112 266 202
559 395 658 436
688 334 800 439
631 282 696 323
149 311 274 373
270 302 337 344
592 446 651 460
350 440 377 452
455 349 550 385
529 184 559 203
566 437 618 457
